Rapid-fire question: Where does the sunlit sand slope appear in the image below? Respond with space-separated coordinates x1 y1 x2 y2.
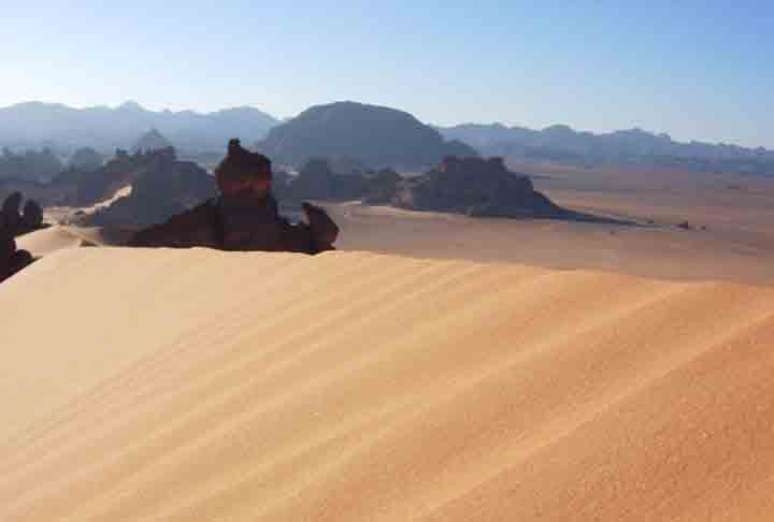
16 225 100 257
1 248 773 521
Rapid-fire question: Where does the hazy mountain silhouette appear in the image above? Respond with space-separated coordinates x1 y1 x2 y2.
133 129 173 153
258 101 477 170
0 101 278 153
438 123 774 176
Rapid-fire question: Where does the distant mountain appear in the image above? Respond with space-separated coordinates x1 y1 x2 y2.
133 129 173 153
0 101 279 154
258 101 477 170
438 123 774 176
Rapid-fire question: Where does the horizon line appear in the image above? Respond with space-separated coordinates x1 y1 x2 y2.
0 98 770 152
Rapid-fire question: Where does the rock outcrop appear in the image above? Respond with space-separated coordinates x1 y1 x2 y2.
0 222 34 284
85 147 217 228
21 199 43 230
390 156 562 218
274 156 622 223
361 169 402 205
280 159 367 203
2 191 22 230
1 191 46 237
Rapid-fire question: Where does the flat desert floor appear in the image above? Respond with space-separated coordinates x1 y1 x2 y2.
2 165 774 520
326 165 774 285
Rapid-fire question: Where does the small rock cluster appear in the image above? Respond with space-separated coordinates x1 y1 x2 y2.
1 191 43 283
2 191 44 236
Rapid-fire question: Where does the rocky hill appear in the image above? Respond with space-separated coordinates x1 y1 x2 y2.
258 101 476 170
83 148 216 228
387 156 560 218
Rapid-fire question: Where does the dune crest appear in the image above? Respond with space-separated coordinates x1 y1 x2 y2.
1 248 773 521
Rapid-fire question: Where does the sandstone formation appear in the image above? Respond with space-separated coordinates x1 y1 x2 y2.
279 158 367 203
390 156 561 218
85 148 216 228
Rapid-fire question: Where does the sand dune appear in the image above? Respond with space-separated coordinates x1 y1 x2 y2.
1 247 773 521
16 225 135 258
15 226 98 257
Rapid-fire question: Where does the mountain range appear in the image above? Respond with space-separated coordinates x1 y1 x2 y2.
2 99 773 177
0 101 277 154
438 123 774 175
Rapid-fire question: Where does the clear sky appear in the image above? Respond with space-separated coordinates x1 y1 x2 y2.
1 1 772 147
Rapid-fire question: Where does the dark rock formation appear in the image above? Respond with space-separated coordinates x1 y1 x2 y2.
283 159 366 203
389 156 633 223
128 198 338 254
21 199 43 230
0 227 34 284
48 146 196 210
387 157 562 218
258 101 477 170
85 147 217 228
1 191 47 237
271 155 630 224
0 230 13 260
361 169 402 205
2 191 22 229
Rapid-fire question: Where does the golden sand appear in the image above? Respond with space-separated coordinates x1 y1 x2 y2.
1 247 773 521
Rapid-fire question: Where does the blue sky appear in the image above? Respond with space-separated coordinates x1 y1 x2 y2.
1 1 772 147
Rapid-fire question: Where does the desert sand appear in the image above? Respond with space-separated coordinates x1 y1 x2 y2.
1 246 773 521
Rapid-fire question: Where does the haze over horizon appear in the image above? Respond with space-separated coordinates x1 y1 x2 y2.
2 2 772 148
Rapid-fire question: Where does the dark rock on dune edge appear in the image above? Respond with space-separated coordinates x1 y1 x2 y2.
1 191 44 283
2 191 46 237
